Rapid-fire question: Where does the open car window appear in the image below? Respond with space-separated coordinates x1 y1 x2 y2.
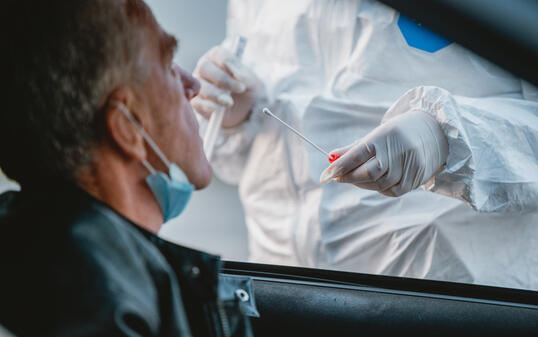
144 0 538 293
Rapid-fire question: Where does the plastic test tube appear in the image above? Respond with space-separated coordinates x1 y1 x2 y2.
203 36 247 161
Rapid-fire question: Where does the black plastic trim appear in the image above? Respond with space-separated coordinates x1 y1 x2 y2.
222 261 538 307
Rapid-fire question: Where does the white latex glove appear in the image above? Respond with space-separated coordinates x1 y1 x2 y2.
192 46 264 128
320 110 449 197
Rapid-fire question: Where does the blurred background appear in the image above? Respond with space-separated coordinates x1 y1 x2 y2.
144 0 249 261
0 0 249 262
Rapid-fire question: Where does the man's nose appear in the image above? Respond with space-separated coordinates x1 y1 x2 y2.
176 64 200 100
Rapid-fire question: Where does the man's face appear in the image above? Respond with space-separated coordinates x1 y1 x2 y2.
136 12 211 189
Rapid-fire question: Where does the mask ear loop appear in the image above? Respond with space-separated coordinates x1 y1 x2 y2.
112 101 172 175
141 160 157 175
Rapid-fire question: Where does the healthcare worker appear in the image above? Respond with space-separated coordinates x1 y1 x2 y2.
193 0 538 289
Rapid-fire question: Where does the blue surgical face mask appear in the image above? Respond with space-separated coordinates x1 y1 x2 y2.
115 102 194 223
144 163 194 222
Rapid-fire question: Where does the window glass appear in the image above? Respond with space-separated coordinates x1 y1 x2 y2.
118 1 538 292
145 0 250 262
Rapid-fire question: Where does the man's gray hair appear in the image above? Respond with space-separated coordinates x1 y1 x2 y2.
1 0 151 187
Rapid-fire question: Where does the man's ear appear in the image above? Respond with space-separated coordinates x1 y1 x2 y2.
103 89 147 162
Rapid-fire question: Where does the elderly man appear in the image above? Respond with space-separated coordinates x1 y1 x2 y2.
0 1 256 336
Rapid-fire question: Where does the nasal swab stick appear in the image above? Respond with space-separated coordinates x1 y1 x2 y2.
262 108 341 163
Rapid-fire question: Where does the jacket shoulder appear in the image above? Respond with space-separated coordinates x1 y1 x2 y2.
0 195 169 335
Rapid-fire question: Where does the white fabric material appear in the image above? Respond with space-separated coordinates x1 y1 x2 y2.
198 0 538 289
0 170 20 194
385 86 538 212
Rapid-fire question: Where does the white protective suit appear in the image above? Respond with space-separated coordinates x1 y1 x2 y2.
200 0 538 290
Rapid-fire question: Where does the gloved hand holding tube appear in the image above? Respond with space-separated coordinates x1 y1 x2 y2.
193 36 263 160
320 110 449 197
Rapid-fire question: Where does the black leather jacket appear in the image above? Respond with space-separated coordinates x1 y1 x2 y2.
0 182 257 337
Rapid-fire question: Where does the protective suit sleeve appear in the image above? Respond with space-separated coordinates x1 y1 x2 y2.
197 101 266 185
383 85 538 213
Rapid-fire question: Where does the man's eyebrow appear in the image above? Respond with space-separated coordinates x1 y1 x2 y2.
160 32 178 62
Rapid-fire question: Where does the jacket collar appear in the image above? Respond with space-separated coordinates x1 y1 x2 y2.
2 179 222 301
